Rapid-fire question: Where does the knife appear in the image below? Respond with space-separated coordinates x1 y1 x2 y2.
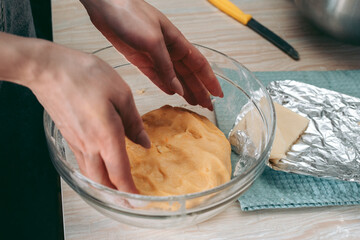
207 0 300 60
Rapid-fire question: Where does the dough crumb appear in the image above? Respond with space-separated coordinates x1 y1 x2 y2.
136 88 146 95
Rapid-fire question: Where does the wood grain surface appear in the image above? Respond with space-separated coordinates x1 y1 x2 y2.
52 0 360 239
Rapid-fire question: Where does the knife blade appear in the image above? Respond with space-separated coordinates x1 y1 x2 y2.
207 0 300 60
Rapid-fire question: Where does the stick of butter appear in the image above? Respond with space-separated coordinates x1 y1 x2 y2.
270 103 309 163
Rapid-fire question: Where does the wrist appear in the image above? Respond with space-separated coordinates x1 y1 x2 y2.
0 32 53 88
23 39 57 90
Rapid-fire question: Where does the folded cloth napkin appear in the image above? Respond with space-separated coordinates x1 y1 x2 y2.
217 69 360 211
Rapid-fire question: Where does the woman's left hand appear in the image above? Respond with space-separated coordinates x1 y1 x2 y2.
81 0 223 110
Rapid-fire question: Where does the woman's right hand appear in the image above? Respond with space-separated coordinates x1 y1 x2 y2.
0 32 150 193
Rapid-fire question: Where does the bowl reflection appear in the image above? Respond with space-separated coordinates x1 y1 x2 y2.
294 0 360 44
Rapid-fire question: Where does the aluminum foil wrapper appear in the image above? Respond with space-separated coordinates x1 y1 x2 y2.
269 80 360 182
229 80 360 182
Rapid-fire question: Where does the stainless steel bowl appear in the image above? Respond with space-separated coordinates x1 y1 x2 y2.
294 0 360 44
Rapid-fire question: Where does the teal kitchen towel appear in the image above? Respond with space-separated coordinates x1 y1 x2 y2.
217 69 360 211
239 167 360 211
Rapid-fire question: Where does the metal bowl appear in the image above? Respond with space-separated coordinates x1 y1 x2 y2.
294 0 360 44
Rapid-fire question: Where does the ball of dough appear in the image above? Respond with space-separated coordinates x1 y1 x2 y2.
126 105 232 197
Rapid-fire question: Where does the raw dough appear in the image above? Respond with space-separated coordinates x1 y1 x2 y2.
126 105 232 199
270 103 309 162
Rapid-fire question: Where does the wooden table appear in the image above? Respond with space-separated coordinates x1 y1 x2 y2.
52 0 360 239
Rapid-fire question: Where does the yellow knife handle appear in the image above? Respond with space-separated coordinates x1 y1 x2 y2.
208 0 252 25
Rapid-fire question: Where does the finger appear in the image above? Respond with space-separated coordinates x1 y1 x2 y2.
176 73 197 106
147 36 184 96
160 20 223 97
67 142 86 174
173 43 222 98
100 106 139 193
136 65 174 95
174 61 213 110
113 43 175 95
111 85 151 149
83 153 116 189
68 142 116 189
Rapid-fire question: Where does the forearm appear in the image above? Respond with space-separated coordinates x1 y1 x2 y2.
0 32 51 88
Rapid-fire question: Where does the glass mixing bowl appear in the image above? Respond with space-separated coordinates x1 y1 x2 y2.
44 44 275 228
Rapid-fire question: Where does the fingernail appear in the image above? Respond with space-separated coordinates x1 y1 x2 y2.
136 129 151 149
170 77 184 96
220 90 224 98
204 99 213 111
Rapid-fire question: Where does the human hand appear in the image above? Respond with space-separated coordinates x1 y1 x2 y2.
27 41 150 193
80 0 223 110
